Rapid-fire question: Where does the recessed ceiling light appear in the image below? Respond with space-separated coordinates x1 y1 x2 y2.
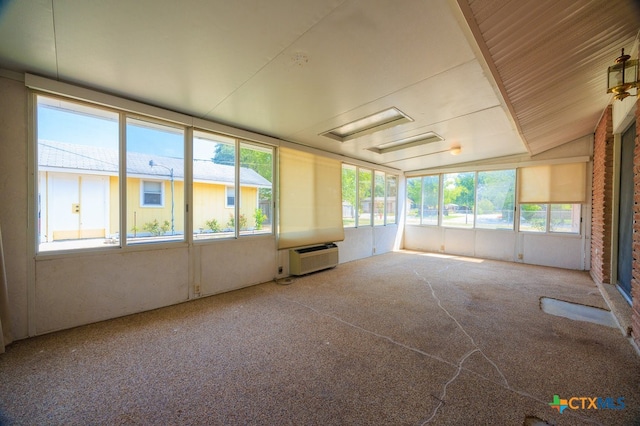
321 107 413 142
367 132 444 154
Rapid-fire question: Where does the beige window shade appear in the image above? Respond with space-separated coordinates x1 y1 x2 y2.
518 163 586 203
278 147 345 249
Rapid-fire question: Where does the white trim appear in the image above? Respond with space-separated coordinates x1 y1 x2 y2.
26 74 193 126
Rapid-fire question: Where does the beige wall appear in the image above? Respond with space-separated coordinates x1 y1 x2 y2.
0 75 29 339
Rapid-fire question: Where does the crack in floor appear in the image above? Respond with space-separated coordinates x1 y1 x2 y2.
277 291 603 426
413 268 509 423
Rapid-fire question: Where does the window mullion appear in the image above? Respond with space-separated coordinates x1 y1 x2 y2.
119 111 127 247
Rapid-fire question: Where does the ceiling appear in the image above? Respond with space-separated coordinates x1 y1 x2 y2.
0 0 638 172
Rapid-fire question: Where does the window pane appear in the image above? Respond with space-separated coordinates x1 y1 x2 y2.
476 170 515 230
374 171 385 226
358 169 372 227
421 175 439 225
142 181 163 206
37 96 119 252
519 204 547 232
385 175 397 225
127 117 184 244
342 164 357 228
550 204 580 234
193 131 236 240
405 177 422 225
239 141 273 236
442 172 475 227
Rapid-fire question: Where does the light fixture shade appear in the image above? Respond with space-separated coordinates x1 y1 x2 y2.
607 49 638 100
321 107 413 142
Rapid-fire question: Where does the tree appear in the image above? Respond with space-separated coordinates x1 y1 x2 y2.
213 143 273 201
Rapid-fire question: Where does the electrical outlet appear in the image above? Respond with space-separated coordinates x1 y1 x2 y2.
278 266 283 274
517 253 523 260
440 245 445 251
194 285 201 294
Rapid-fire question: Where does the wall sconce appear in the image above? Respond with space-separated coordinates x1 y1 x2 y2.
607 48 638 101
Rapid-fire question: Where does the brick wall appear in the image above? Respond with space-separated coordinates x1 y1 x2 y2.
590 106 613 285
632 99 640 348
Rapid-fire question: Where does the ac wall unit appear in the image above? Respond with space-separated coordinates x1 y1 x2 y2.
289 243 339 276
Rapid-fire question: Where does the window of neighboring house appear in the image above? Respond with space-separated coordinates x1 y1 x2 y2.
142 181 163 206
239 141 273 236
36 95 120 252
226 186 235 208
519 204 580 234
342 164 357 228
442 172 475 228
126 117 184 244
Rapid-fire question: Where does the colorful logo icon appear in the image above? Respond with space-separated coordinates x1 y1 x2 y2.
549 394 568 413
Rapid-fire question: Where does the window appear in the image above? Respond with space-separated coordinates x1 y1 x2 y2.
519 204 580 234
374 171 386 226
476 170 515 230
127 117 184 243
193 131 236 239
193 132 273 239
36 95 120 252
358 169 372 227
342 164 397 228
342 164 357 228
406 177 422 225
421 175 440 226
142 181 163 206
226 187 235 208
385 175 397 225
239 141 273 236
442 172 475 228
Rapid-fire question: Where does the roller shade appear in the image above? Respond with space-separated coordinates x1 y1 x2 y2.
278 147 344 249
518 163 586 203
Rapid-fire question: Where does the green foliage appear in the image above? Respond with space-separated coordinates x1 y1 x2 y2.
406 178 422 209
227 213 248 231
254 208 267 230
521 204 546 230
477 199 494 215
142 219 170 236
205 218 222 233
342 166 357 210
444 172 475 210
213 143 273 201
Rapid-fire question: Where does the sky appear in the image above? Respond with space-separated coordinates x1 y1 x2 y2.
38 104 216 160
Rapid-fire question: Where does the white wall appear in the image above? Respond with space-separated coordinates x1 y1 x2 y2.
404 226 586 270
0 73 392 339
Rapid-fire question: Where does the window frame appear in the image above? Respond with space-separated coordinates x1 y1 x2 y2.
32 87 277 255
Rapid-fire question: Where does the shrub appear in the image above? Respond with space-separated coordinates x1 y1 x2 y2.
143 219 170 236
205 218 222 233
254 208 267 230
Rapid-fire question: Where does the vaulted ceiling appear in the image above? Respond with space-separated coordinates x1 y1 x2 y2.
0 0 638 172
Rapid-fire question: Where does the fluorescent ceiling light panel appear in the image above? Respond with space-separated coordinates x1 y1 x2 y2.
367 132 444 154
321 107 413 142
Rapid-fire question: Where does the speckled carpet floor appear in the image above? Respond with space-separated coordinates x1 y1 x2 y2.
1 251 639 425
